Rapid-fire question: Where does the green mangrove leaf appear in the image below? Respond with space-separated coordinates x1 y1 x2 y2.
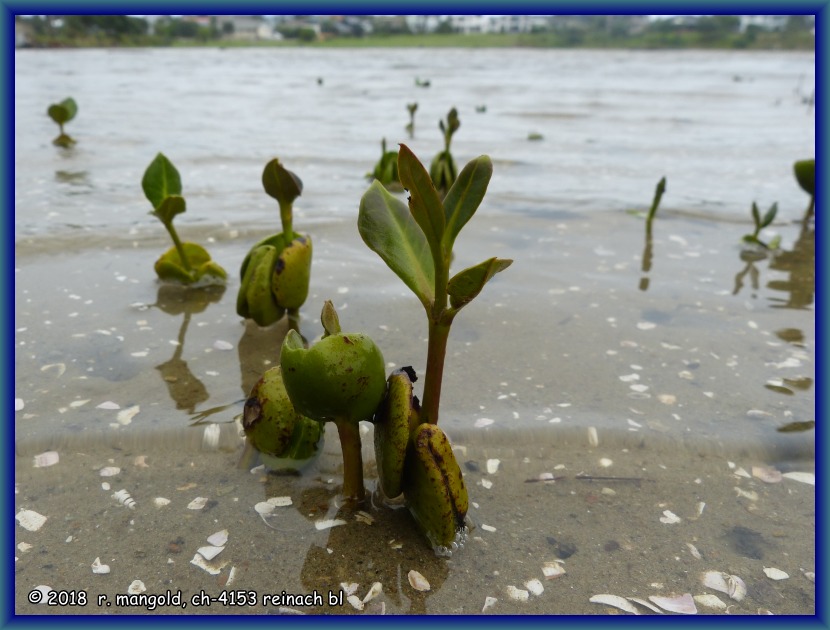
262 158 303 207
751 202 761 228
150 195 186 225
373 366 420 499
142 153 183 210
280 326 387 423
794 159 815 196
447 257 513 310
442 155 493 255
358 179 435 309
761 202 778 229
398 144 446 256
47 98 77 125
60 97 77 122
402 423 468 549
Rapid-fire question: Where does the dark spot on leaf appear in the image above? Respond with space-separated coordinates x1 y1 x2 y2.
342 336 354 345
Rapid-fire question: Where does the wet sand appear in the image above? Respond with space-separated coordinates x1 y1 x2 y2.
14 209 815 615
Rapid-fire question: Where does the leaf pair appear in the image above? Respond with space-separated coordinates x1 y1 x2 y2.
358 144 511 316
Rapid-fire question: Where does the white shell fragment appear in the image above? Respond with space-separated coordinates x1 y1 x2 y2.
362 582 383 603
659 510 682 524
542 561 566 579
15 398 25 411
16 509 47 532
17 542 33 553
506 585 529 602
340 582 359 597
486 459 501 474
127 580 147 594
408 570 431 592
627 597 663 613
213 340 234 350
589 594 641 615
701 571 746 601
475 418 495 428
96 401 121 410
752 465 783 483
190 554 225 575
112 489 137 509
99 466 121 477
588 426 599 447
482 596 498 613
648 593 697 614
694 594 727 610
187 497 208 510
782 471 815 485
153 497 171 508
255 496 293 514
116 405 140 426
346 595 364 611
91 557 111 574
315 518 346 530
206 529 228 547
196 546 224 561
763 567 789 580
30 585 53 603
525 579 544 596
33 451 60 468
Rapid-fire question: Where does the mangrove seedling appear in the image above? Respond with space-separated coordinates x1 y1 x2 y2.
359 144 512 551
367 138 401 190
406 102 418 138
639 176 667 291
48 97 78 147
743 201 781 250
242 365 325 471
430 107 460 198
237 158 312 328
280 301 387 502
142 153 227 285
794 159 815 220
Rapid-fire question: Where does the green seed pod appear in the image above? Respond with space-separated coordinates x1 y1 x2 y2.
238 245 284 326
373 366 420 499
794 159 815 197
280 327 386 423
243 366 324 466
272 235 312 310
402 423 468 550
154 242 227 285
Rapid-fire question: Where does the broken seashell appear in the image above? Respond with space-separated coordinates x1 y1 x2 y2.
701 571 746 601
196 545 224 561
355 511 374 525
190 554 225 575
213 340 234 350
752 465 783 483
474 418 495 428
763 567 789 580
482 596 498 613
314 519 346 530
408 570 431 592
91 557 111 574
588 426 599 447
340 582 359 597
99 466 121 477
734 487 758 501
648 593 697 614
506 585 529 602
187 497 208 510
693 594 727 610
782 471 815 485
627 597 662 614
542 561 566 579
207 530 228 547
525 579 544 596
116 405 140 426
659 510 681 524
112 489 136 509
362 582 383 603
16 509 47 532
96 401 121 410
33 451 59 468
127 580 146 594
153 497 171 508
17 542 33 553
254 502 275 515
486 459 500 474
346 594 364 610
589 594 640 614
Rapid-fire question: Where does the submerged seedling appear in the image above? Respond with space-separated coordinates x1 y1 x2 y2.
639 177 667 291
48 97 78 147
743 201 781 250
367 138 401 189
430 107 461 197
359 144 511 551
237 158 312 328
406 102 418 138
141 153 227 285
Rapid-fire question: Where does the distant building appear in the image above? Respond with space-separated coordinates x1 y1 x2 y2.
215 15 279 40
738 15 790 32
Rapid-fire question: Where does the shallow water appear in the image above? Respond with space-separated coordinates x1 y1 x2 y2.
14 48 814 615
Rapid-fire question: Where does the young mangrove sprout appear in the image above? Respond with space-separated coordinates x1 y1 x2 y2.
237 158 312 328
358 144 512 551
743 201 781 250
406 102 418 138
141 153 227 285
367 138 401 190
430 107 460 197
48 97 78 147
640 176 667 291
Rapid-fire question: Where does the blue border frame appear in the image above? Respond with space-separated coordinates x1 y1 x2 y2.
4 1 825 627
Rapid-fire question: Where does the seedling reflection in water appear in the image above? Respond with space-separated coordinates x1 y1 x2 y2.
237 158 312 328
743 201 780 250
359 144 512 552
141 153 227 285
639 176 667 291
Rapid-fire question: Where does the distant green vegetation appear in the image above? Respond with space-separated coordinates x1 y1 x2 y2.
16 14 815 50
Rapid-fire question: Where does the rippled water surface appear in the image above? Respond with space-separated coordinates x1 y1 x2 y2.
14 48 815 615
